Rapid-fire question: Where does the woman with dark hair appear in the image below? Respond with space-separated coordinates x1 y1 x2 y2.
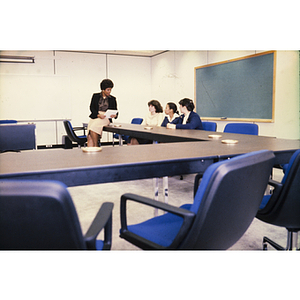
161 102 180 127
128 99 164 145
87 79 118 147
167 98 203 130
141 100 164 127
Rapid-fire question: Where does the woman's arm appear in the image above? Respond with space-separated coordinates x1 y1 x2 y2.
175 112 202 129
161 116 168 127
89 94 99 119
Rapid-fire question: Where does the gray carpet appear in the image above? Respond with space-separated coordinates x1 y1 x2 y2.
68 167 289 250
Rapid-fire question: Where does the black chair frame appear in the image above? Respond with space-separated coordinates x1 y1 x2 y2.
256 150 300 251
0 180 113 250
120 193 195 250
63 120 87 147
120 150 275 250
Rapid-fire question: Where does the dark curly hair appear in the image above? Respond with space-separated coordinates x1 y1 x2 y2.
179 98 195 112
167 102 179 114
148 100 163 113
100 79 114 91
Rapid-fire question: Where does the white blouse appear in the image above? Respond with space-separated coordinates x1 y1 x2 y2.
142 112 165 127
167 113 180 123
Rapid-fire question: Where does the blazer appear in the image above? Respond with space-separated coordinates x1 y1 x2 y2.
161 113 180 127
171 111 203 130
89 93 118 119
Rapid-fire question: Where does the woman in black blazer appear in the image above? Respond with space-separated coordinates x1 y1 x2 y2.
87 79 118 147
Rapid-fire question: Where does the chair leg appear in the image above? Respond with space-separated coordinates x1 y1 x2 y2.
153 177 168 216
163 176 168 204
263 236 285 250
153 178 159 217
286 231 299 250
262 230 299 251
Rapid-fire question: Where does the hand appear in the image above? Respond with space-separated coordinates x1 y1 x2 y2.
98 111 106 119
110 114 117 119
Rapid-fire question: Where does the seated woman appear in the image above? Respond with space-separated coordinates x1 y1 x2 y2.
167 98 203 130
161 102 180 127
128 100 164 145
87 79 118 147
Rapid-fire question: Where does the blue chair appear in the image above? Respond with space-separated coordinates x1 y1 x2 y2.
224 123 258 135
0 124 36 152
0 120 17 124
202 121 217 131
0 180 113 250
195 122 258 189
113 117 143 146
256 149 300 250
120 150 274 250
63 120 87 147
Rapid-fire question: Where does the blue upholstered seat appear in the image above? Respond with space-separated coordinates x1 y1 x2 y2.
63 120 87 147
0 124 36 152
0 120 17 124
256 149 300 250
120 150 275 250
0 180 113 250
224 123 258 135
202 121 217 131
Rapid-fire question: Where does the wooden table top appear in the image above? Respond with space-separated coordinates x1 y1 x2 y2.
1 123 299 186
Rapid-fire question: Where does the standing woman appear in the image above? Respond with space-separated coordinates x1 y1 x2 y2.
87 79 118 147
167 98 203 130
161 102 180 127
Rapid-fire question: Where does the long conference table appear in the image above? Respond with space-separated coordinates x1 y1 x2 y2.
0 123 299 187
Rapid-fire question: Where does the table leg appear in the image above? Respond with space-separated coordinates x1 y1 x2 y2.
153 178 159 216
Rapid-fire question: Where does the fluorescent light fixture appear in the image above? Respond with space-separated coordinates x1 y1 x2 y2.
0 55 35 63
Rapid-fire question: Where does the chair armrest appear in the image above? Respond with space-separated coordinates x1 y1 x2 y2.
194 173 204 198
268 179 283 201
268 178 281 188
73 126 86 136
259 179 283 214
268 179 283 198
73 126 85 131
84 202 114 250
120 193 195 249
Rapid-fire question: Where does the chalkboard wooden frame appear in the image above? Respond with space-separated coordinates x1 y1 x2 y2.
194 51 276 122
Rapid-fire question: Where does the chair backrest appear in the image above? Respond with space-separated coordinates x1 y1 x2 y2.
202 121 217 131
224 123 258 135
0 120 17 124
179 150 275 250
0 124 36 151
131 118 143 125
0 180 87 250
256 149 300 229
63 120 86 145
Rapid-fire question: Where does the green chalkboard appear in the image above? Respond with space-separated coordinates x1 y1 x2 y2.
195 51 275 122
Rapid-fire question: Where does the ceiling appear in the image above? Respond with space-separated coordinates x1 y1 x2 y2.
66 50 168 57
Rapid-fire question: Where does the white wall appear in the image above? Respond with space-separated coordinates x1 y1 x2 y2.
0 51 66 145
272 51 299 139
151 50 300 139
0 50 299 145
106 54 151 123
0 50 151 144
